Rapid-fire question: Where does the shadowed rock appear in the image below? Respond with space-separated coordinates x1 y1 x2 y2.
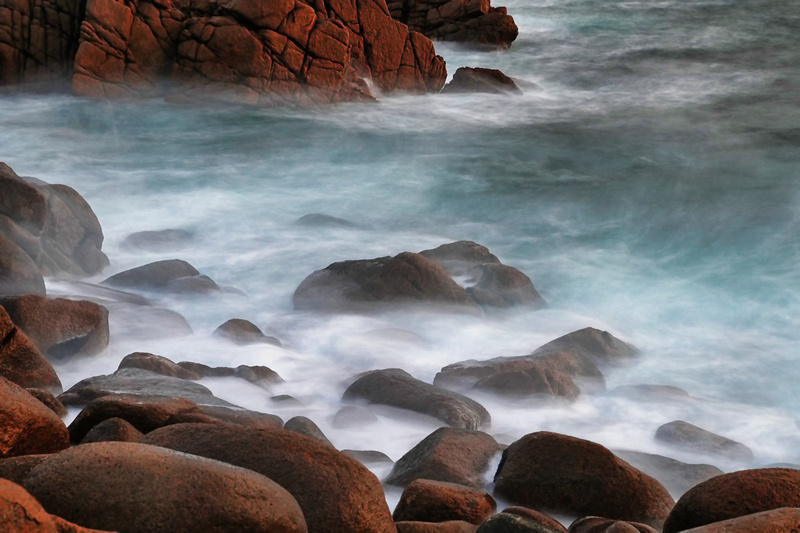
569 516 659 533
674 507 800 533
476 511 567 533
0 306 62 391
397 521 479 532
613 450 724 497
25 388 68 417
442 67 522 94
121 229 193 252
655 420 753 462
284 416 335 447
80 417 144 444
214 318 282 346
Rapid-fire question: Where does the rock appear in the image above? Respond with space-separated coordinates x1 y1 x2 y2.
435 327 637 400
0 305 62 391
80 417 144 443
612 450 724 497
296 213 358 228
678 507 800 533
0 295 109 360
655 421 753 462
397 521 479 532
120 229 193 251
0 478 113 533
21 441 308 532
25 388 68 417
66 392 282 443
0 377 70 458
213 318 282 346
442 68 522 94
166 274 221 294
342 449 394 465
176 360 284 387
0 454 50 485
333 405 379 428
393 478 496 524
141 423 397 533
498 506 568 533
494 432 674 529
419 241 500 268
0 163 108 277
662 468 800 533
118 352 202 380
386 0 517 48
284 416 335 447
0 233 46 295
569 517 659 533
476 511 566 533
343 368 491 430
102 259 207 292
294 252 481 313
386 427 498 487
104 301 194 339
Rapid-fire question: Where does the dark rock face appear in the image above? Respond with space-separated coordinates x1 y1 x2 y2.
494 432 674 529
21 441 308 533
435 327 636 400
386 427 498 488
476 511 566 533
0 377 70 458
214 318 282 346
0 454 49 485
0 305 62 391
496 507 568 533
672 507 800 533
0 295 109 360
654 420 753 462
393 478 496 525
141 423 397 533
662 468 800 533
2 0 446 103
442 67 521 94
387 0 517 48
612 450 724 497
0 163 108 280
343 368 491 430
25 388 68 418
568 517 659 533
294 252 481 312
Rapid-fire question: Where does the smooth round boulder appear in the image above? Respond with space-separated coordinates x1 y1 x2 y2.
0 377 70 458
476 512 566 533
612 450 723 497
141 423 397 533
654 420 753 462
502 507 568 533
118 352 202 380
284 415 334 447
569 516 659 533
21 441 307 533
494 432 674 529
679 507 800 533
0 454 49 485
80 417 144 444
0 305 61 391
102 259 200 290
213 318 281 346
393 479 496 524
662 468 800 533
25 388 68 417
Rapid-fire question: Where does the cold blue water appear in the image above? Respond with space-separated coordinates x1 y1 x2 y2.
2 0 799 485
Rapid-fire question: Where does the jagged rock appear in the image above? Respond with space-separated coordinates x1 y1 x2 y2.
387 0 517 48
386 427 498 487
0 377 70 458
442 67 522 94
0 163 108 278
655 420 753 462
343 368 491 430
0 305 62 392
494 431 674 529
0 295 109 360
213 318 281 346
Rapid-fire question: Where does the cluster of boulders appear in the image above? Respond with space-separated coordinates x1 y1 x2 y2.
3 163 800 531
0 0 520 104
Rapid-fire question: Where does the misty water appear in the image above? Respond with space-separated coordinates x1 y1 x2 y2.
2 0 800 501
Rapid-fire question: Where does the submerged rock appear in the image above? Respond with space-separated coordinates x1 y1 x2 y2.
655 420 753 462
613 450 724 497
213 318 282 346
121 229 194 252
442 67 522 94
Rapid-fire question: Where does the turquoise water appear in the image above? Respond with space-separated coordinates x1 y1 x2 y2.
2 0 799 480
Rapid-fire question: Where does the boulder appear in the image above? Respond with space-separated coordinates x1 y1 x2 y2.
612 450 723 497
0 306 62 391
678 507 800 533
386 0 517 48
0 454 50 485
284 416 335 447
0 295 109 360
393 478 496 524
0 163 108 277
343 368 491 430
25 388 68 417
386 427 498 487
397 521 479 532
141 423 397 533
0 233 46 295
342 449 394 465
333 405 379 428
118 352 202 380
654 420 753 462
294 252 481 312
498 507 568 533
662 468 800 533
476 511 566 533
213 318 281 346
442 68 522 94
21 441 308 532
419 241 500 267
120 229 193 252
176 360 284 387
493 432 674 529
104 301 194 339
0 377 70 458
101 259 205 291
0 478 113 533
569 517 659 533
80 417 144 443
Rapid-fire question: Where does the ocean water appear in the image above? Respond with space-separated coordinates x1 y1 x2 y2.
2 0 800 496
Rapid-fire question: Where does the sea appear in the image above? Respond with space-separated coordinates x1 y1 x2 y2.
1 0 799 502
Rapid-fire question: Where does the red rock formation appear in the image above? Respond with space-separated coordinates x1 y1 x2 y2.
0 305 62 391
392 479 496 525
0 377 70 458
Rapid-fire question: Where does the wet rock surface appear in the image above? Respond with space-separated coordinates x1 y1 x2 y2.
393 478 496 525
0 305 62 391
442 67 522 94
0 377 70 458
